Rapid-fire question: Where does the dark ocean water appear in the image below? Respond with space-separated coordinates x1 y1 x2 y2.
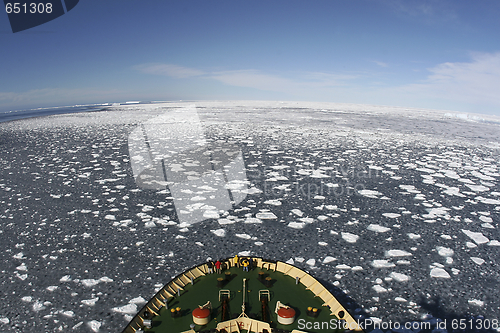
0 104 109 123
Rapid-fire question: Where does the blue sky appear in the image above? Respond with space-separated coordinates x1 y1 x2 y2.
1 0 500 115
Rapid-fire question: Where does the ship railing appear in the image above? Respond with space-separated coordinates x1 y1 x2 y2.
275 261 363 332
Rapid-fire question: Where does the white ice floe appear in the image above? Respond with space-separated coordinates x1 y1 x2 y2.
32 301 46 311
288 222 306 229
436 246 454 257
407 233 421 240
264 199 282 206
488 240 500 246
443 187 465 197
479 215 493 223
306 259 316 266
336 264 351 270
382 213 401 218
203 210 220 219
367 224 391 233
81 298 99 306
323 256 336 264
468 299 484 307
255 212 277 219
430 267 451 278
395 297 407 302
318 241 328 246
210 229 226 237
461 229 489 244
87 320 102 332
0 318 9 324
423 207 450 219
465 184 489 192
291 209 303 217
372 285 388 293
82 279 100 287
471 170 496 181
341 232 359 243
60 310 74 317
144 221 156 228
389 272 410 282
218 218 235 225
244 217 262 224
385 250 412 257
399 185 420 193
475 196 500 205
16 263 27 271
466 242 477 248
112 303 137 314
130 296 147 304
100 276 113 283
235 233 252 240
372 260 395 268
13 252 25 259
358 190 383 198
470 257 485 265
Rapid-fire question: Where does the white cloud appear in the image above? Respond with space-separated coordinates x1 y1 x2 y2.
130 55 500 115
398 52 500 107
134 63 205 78
134 62 357 94
383 0 458 24
210 70 357 95
211 70 298 93
372 60 388 68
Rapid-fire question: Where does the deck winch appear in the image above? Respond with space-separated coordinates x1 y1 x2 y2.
192 301 212 325
275 301 296 325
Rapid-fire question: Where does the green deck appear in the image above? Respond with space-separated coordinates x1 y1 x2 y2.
144 265 345 333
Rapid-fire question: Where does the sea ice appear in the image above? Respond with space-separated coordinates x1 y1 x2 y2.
385 250 412 257
341 232 359 243
430 268 451 278
287 222 305 229
306 259 316 266
468 299 484 307
470 257 485 265
372 260 395 268
382 213 401 218
323 256 336 264
255 212 277 219
372 285 388 293
112 304 138 314
461 229 489 244
436 246 454 257
210 229 226 237
236 233 252 240
87 320 102 332
367 224 391 233
389 272 410 282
